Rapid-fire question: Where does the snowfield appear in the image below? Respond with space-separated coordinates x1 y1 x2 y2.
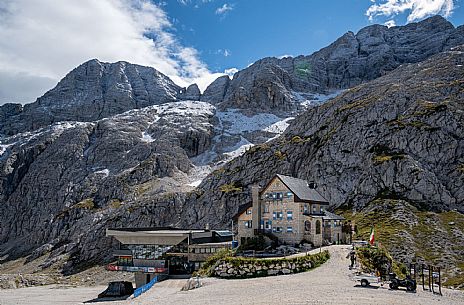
0 94 343 187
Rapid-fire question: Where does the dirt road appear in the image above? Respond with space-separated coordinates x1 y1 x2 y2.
0 245 462 305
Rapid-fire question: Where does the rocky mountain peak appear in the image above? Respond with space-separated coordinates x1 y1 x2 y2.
0 59 181 136
201 75 230 104
179 83 201 101
198 16 464 115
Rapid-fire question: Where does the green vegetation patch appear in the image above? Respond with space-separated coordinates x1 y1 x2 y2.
219 182 242 193
457 164 464 173
274 150 286 160
74 198 95 210
196 249 234 276
109 199 122 209
369 144 406 165
208 250 330 279
338 200 464 288
294 61 311 78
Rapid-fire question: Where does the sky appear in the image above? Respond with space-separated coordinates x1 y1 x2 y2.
0 0 463 105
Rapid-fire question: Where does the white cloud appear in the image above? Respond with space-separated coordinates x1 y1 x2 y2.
224 68 238 78
215 3 233 15
0 0 219 104
384 19 397 27
366 0 455 22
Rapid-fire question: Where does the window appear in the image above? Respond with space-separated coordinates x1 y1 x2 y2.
265 220 271 230
276 192 283 200
286 192 293 198
316 220 321 234
277 211 283 220
200 248 206 253
304 204 309 214
272 227 282 233
246 208 252 214
305 220 311 232
264 204 270 213
287 226 293 233
287 210 293 220
273 212 277 220
245 220 252 228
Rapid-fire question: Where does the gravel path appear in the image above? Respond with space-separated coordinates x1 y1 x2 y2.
1 245 462 305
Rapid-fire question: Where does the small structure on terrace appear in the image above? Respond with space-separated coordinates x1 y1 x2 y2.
106 227 233 287
234 174 346 247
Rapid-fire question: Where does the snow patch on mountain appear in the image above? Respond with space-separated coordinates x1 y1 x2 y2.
293 90 344 107
216 109 286 135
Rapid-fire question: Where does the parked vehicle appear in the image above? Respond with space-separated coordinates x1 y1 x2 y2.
388 273 417 292
353 273 381 287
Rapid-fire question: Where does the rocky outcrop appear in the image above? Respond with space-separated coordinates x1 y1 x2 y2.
201 75 230 104
211 16 464 114
193 46 464 230
0 59 182 136
179 84 201 101
0 16 463 275
0 103 22 122
0 101 215 265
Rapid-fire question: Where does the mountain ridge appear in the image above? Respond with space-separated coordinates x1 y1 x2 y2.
0 16 463 279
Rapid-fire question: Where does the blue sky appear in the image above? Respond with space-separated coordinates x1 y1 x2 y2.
0 0 463 104
161 0 464 73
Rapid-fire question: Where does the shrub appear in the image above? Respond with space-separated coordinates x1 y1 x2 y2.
212 250 330 279
356 246 392 276
196 249 234 276
238 236 267 251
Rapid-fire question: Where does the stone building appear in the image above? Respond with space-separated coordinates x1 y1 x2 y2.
234 174 345 247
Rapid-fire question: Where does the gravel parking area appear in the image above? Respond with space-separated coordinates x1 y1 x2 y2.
1 245 463 305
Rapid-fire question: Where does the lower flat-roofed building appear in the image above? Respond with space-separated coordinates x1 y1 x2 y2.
106 227 233 287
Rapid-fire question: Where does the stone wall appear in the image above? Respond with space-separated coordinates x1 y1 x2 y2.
212 250 329 279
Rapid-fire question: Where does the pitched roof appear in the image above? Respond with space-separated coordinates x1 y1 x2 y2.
232 201 252 221
276 174 329 204
323 211 345 220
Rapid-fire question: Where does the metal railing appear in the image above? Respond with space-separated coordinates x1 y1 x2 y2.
133 275 158 298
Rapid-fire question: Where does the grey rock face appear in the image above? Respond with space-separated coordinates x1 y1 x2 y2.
201 75 230 104
0 101 215 265
193 47 464 230
0 103 22 123
212 16 464 113
179 84 201 101
1 16 463 274
0 59 181 135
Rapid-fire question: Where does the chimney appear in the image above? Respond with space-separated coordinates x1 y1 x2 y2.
251 184 261 234
308 181 317 189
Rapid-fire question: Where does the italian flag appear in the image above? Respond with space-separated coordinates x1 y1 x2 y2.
369 227 375 246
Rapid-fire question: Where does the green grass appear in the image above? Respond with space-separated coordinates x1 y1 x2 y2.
338 200 464 287
219 182 242 193
274 150 286 160
74 198 95 210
